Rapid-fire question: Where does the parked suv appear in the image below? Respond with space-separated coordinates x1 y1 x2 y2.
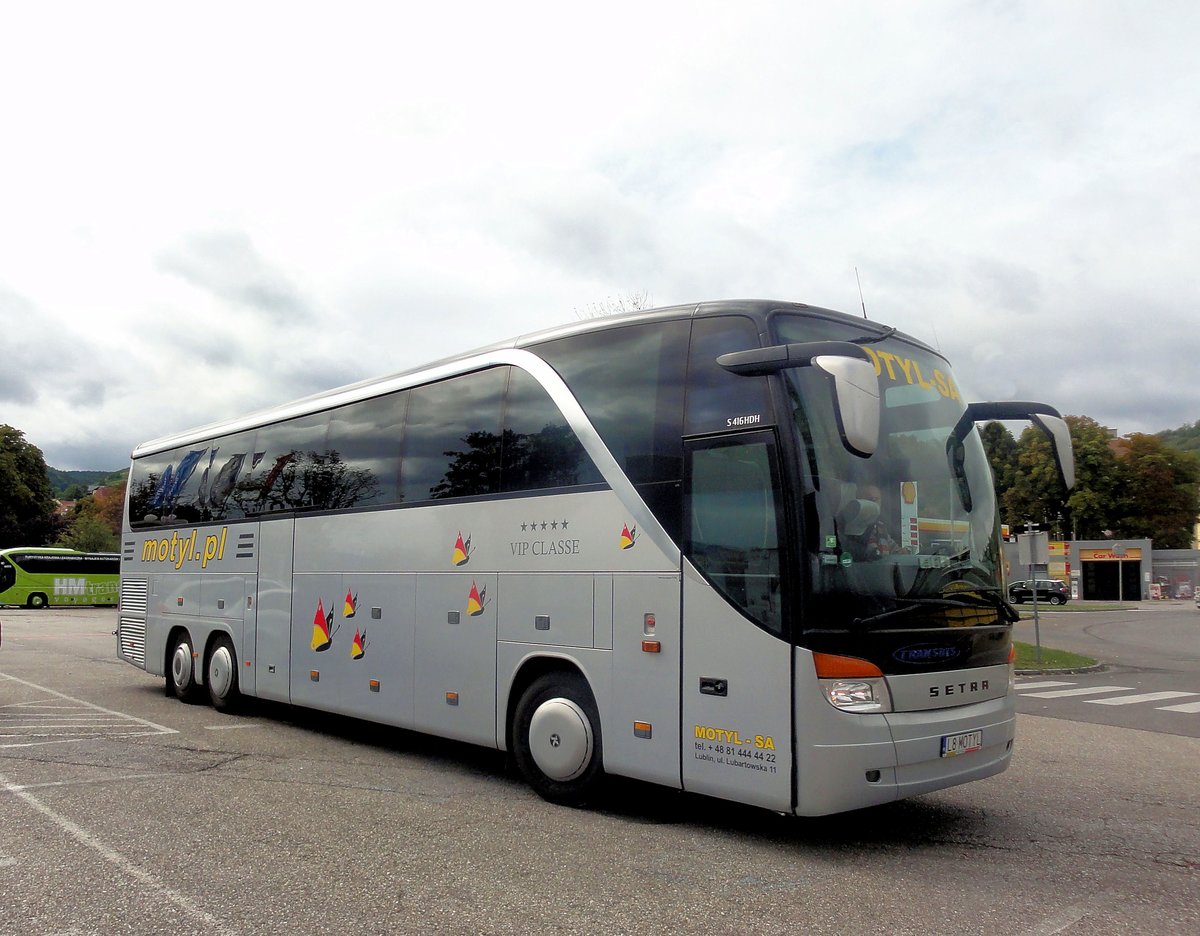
1008 579 1070 605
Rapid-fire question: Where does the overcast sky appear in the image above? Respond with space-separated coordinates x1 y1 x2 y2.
2 2 1197 471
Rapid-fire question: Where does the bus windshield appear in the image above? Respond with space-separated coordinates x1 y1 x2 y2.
772 315 1004 634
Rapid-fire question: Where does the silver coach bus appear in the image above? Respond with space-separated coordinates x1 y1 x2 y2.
117 300 1074 816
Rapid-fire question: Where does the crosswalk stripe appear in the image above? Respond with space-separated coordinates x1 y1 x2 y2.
1022 685 1133 699
1015 681 1074 690
1157 700 1200 713
1086 691 1199 706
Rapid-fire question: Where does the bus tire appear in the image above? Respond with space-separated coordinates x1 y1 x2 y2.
168 631 202 703
512 672 603 807
26 593 48 609
205 635 240 713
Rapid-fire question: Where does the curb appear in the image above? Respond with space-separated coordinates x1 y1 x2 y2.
1016 663 1107 676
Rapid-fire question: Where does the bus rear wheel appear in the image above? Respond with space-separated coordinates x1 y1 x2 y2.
168 631 203 702
512 672 604 807
206 635 240 712
26 593 47 609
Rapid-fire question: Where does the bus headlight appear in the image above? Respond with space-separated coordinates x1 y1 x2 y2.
813 652 893 713
820 677 893 713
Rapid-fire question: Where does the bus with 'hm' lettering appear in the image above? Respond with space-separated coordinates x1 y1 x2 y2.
116 300 1074 816
0 547 120 608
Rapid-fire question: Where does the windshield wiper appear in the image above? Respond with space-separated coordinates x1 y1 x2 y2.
853 591 1017 628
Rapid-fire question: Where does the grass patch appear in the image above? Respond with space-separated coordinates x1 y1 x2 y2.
1013 640 1097 670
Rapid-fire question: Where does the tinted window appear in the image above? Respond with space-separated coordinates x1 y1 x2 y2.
686 436 784 635
685 315 772 435
128 441 244 526
535 321 688 486
193 432 257 522
402 368 507 502
326 393 407 507
501 368 602 492
129 450 180 527
243 412 333 513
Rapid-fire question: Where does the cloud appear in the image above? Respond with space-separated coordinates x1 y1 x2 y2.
156 231 317 325
1 3 1198 470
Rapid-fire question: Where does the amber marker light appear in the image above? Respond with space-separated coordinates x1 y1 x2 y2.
641 640 661 653
812 652 883 678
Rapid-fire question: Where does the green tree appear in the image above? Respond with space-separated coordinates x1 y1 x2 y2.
1112 434 1200 548
58 510 120 551
1003 425 1069 536
1063 416 1122 539
980 422 1018 524
1002 415 1123 539
0 425 58 548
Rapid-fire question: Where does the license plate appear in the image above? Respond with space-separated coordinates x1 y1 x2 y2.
940 729 983 757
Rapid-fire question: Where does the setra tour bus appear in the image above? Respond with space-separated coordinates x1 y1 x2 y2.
0 547 120 608
116 300 1074 816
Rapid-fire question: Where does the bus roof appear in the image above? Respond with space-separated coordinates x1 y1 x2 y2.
130 299 922 459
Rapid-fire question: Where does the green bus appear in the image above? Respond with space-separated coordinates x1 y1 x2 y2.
0 547 120 608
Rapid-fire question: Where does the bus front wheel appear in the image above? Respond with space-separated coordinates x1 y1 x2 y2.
168 632 201 703
512 672 604 807
26 593 47 609
206 635 240 712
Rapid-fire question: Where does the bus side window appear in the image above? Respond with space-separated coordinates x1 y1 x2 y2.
501 368 602 493
686 438 784 636
197 432 255 522
402 368 507 503
245 412 333 513
684 315 772 435
128 452 173 527
534 320 688 538
326 392 408 508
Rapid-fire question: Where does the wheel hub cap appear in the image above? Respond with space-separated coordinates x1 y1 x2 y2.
208 646 234 698
529 698 592 782
172 644 192 687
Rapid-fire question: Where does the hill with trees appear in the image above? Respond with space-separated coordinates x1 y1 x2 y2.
47 467 126 499
1156 420 1200 458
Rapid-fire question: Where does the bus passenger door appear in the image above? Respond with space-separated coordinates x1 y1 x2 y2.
680 432 793 812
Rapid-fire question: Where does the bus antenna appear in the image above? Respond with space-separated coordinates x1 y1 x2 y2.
855 267 868 319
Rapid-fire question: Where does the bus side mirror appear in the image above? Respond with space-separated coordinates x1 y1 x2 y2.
814 355 879 458
1030 413 1075 490
952 402 1076 490
716 341 880 458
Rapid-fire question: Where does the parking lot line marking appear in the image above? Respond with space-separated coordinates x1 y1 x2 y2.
1015 681 1075 691
1021 685 1134 699
0 672 176 735
5 772 178 793
0 768 235 936
204 723 264 730
1086 691 1198 706
1157 700 1200 713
